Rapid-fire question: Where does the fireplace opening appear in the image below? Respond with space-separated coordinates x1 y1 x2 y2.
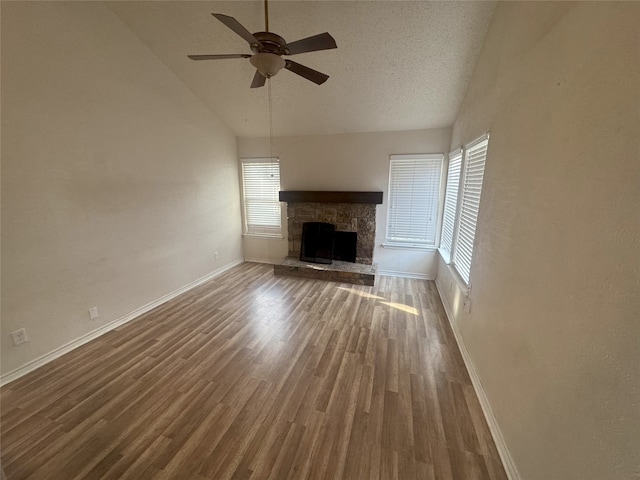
333 231 357 263
300 222 334 264
300 222 357 264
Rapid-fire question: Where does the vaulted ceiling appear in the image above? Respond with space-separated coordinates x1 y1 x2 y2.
108 1 496 138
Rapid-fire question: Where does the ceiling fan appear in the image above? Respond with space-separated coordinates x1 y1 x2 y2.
188 1 337 88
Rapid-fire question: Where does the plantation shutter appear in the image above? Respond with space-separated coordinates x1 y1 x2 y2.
452 136 488 283
241 158 281 236
440 148 462 261
386 154 443 245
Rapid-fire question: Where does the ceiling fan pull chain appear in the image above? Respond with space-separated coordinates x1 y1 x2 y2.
268 78 275 163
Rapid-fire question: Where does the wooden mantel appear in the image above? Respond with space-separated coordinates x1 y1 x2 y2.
278 191 383 204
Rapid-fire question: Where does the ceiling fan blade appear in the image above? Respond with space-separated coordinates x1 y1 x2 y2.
188 54 251 60
285 32 337 55
212 13 262 47
285 60 329 85
251 70 266 88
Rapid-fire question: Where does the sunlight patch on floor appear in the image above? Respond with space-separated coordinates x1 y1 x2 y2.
380 301 419 316
338 286 418 316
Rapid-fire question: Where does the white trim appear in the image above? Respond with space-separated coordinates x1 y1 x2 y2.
381 243 437 251
434 278 521 480
449 146 463 157
388 153 443 161
465 132 490 149
377 269 435 280
0 259 244 386
437 247 452 265
242 233 284 240
240 157 279 164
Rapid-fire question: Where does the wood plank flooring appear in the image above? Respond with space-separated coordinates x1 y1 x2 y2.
0 262 507 479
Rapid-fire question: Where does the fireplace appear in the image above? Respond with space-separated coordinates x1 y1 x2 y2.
274 190 382 286
279 191 382 265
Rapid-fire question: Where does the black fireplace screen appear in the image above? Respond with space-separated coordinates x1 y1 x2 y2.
300 222 357 264
333 231 357 262
300 222 334 264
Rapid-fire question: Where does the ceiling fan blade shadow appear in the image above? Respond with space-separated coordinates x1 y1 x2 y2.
251 70 267 88
285 60 329 85
188 54 251 60
212 13 262 47
286 33 337 55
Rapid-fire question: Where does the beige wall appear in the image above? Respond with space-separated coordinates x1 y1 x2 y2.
1 2 243 376
238 128 452 276
436 2 639 479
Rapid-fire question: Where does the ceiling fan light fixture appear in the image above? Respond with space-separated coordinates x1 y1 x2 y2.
250 52 286 78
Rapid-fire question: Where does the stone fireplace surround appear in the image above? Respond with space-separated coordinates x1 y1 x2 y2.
273 191 382 285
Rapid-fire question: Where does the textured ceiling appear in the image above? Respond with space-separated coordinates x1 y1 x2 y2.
108 1 496 138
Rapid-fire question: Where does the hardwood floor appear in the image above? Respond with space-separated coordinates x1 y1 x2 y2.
0 262 507 479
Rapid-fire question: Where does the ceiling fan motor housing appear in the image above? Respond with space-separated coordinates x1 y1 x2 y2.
251 32 289 55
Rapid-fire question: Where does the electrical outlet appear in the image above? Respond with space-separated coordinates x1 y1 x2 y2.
463 297 472 314
214 251 220 260
88 307 99 320
11 328 29 346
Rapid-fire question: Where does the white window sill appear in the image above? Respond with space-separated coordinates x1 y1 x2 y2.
381 242 437 252
437 250 470 296
438 247 452 264
242 233 284 240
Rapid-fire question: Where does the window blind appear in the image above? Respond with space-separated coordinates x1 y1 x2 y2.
241 158 281 236
386 154 443 245
440 149 462 260
452 137 488 283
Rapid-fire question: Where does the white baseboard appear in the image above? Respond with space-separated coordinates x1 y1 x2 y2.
243 257 281 265
434 277 521 480
377 269 435 280
0 259 244 386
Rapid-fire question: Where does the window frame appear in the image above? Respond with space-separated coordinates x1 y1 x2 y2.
240 157 282 238
440 147 463 263
384 153 445 249
440 133 490 289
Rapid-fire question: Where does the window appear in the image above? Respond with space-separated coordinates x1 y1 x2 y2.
440 148 462 260
441 134 489 286
241 158 281 237
385 154 444 247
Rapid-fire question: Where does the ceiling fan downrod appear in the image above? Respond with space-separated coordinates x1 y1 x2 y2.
264 0 269 32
